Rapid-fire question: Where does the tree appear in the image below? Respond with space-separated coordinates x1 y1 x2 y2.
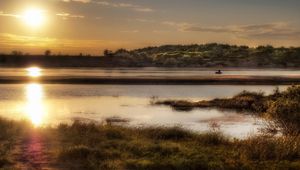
45 50 51 56
11 51 23 56
103 49 113 57
115 48 128 53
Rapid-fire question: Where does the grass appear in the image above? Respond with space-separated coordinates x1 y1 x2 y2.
0 118 32 167
155 85 300 135
155 90 267 112
0 118 299 170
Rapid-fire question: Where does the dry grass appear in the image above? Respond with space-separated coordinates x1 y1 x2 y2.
0 119 299 170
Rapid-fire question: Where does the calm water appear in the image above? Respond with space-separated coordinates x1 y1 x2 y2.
0 84 288 138
1 68 300 77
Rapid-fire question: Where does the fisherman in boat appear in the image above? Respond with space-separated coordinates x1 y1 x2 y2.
215 70 222 74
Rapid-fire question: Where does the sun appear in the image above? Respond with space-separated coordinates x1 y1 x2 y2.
26 67 42 77
22 8 45 28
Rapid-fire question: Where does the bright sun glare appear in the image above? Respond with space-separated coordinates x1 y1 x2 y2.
22 8 45 28
26 67 42 77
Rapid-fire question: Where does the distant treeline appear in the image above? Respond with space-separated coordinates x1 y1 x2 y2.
0 54 103 67
1 43 300 68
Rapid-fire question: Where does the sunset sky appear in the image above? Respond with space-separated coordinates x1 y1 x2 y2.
0 0 300 55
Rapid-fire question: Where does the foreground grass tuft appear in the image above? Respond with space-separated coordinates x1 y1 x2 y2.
142 126 194 140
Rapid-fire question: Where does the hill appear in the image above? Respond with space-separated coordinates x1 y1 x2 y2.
1 44 300 68
111 44 300 67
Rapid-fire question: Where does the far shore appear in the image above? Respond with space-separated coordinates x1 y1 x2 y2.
1 75 300 85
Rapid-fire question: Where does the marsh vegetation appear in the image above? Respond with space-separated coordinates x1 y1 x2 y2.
155 85 300 135
0 118 300 170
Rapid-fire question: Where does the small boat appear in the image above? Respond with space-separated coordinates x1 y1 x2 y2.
215 70 223 74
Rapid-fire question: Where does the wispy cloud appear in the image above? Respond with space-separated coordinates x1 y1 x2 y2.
56 13 85 19
61 0 154 12
120 30 139 33
62 0 91 3
134 8 153 12
0 11 20 18
136 18 154 22
183 22 300 39
127 18 155 23
93 1 154 12
0 33 56 48
152 30 169 34
162 21 192 30
0 33 135 54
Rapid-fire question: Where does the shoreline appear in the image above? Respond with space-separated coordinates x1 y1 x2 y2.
2 66 300 71
0 75 300 85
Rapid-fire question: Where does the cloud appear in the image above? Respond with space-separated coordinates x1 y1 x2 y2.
120 30 139 33
62 0 91 3
56 13 85 19
127 18 155 23
93 1 154 12
0 33 134 54
162 21 192 29
183 22 300 40
152 30 169 34
0 11 20 18
118 3 135 8
134 8 153 12
60 0 154 12
1 10 85 20
0 33 56 48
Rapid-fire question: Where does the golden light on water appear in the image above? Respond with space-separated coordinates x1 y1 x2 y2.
26 67 42 77
25 83 46 126
22 8 45 28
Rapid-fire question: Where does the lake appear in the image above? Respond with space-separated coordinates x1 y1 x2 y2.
1 67 300 77
0 83 287 138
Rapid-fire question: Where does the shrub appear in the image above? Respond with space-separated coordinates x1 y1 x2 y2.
197 132 229 146
267 99 300 134
144 127 194 140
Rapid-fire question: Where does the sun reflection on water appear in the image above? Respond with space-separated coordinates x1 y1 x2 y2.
26 67 42 77
25 83 46 126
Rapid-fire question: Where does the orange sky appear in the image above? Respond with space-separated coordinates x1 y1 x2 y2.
0 0 300 55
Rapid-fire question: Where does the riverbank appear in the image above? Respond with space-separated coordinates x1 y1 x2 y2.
0 118 299 170
1 75 300 85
